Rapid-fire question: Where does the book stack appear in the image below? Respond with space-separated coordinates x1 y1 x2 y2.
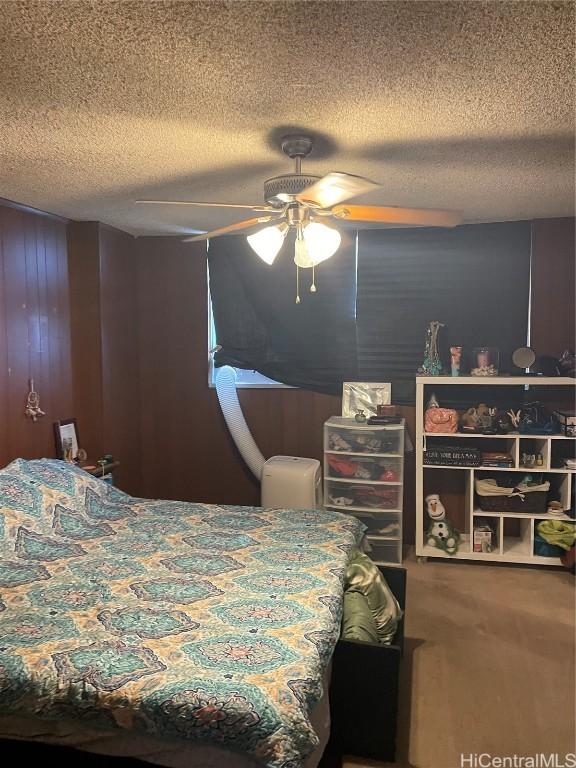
481 451 514 468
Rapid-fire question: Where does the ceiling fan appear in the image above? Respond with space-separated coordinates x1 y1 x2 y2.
136 135 462 300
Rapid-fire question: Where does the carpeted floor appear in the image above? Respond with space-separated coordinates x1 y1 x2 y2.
345 550 576 768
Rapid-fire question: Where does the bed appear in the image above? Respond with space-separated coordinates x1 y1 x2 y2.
0 459 365 768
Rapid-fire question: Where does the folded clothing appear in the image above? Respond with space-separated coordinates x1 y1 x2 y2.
341 549 402 645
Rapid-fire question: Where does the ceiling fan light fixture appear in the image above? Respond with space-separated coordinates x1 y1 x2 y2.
247 223 288 265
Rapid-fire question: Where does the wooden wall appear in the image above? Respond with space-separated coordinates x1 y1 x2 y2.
99 225 141 494
0 202 73 467
67 221 141 495
531 217 575 358
67 221 104 461
0 202 572 549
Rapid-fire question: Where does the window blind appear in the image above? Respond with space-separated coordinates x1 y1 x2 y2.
356 221 532 403
208 231 358 394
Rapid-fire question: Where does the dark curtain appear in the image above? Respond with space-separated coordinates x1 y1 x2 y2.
208 230 358 394
356 221 532 403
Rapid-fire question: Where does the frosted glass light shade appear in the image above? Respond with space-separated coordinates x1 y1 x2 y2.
303 222 341 265
294 232 315 268
247 224 288 265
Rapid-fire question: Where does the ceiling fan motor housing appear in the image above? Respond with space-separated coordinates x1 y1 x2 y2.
264 174 321 207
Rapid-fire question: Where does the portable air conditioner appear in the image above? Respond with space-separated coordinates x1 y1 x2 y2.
261 456 322 510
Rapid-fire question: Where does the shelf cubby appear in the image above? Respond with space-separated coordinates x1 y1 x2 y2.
416 376 576 567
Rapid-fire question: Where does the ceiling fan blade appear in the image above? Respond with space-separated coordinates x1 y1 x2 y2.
297 172 381 208
331 205 462 228
182 216 277 242
136 200 275 212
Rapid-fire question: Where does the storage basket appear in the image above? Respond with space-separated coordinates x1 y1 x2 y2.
533 534 564 558
475 477 550 513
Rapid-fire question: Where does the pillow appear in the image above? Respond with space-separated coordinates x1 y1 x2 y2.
13 459 111 502
0 459 128 549
341 591 380 643
345 549 402 645
0 460 61 546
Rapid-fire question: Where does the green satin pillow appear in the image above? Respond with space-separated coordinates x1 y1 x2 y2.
342 591 380 643
344 549 402 645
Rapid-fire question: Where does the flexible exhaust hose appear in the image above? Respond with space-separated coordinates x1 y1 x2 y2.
215 366 267 481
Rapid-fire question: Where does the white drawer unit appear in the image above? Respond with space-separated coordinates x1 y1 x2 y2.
324 416 405 564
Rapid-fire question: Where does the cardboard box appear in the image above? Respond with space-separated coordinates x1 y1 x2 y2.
473 526 494 553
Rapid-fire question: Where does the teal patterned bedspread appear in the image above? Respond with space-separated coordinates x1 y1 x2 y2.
0 459 365 768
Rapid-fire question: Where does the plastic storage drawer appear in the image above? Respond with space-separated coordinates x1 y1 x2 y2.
366 537 402 564
325 454 403 483
325 426 402 456
324 481 401 511
348 511 401 538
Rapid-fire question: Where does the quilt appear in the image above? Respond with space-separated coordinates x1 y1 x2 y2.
0 459 365 768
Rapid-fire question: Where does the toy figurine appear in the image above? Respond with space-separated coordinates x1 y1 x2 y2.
425 493 460 555
450 346 462 377
461 407 480 432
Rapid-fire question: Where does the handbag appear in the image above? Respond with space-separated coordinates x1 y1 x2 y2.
425 407 458 433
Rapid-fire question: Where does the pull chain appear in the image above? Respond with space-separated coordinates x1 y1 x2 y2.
310 265 317 293
295 265 301 304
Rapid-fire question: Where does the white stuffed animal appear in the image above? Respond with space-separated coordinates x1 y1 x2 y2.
425 493 460 555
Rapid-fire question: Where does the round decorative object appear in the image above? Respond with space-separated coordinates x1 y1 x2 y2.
512 346 536 370
76 448 88 463
354 409 366 423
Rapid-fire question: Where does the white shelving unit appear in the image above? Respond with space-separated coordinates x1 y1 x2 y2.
324 416 405 564
416 376 576 567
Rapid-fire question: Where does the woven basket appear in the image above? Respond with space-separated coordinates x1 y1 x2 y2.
475 478 550 514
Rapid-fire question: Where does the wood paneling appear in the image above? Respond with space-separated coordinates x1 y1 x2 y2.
68 221 141 494
136 237 257 503
99 225 141 494
531 217 575 358
0 202 73 465
67 221 104 460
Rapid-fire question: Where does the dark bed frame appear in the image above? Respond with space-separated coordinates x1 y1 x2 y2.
327 564 407 764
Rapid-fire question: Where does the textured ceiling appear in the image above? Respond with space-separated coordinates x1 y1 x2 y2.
0 0 574 235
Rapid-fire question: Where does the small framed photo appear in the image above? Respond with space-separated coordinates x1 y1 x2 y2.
342 382 392 418
54 418 80 461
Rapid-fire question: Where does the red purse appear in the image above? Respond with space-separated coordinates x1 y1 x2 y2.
425 407 458 433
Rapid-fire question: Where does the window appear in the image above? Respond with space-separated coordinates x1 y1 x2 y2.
207 292 290 388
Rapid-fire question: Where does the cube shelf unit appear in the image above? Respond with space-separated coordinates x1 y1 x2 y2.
416 376 576 567
324 416 405 565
